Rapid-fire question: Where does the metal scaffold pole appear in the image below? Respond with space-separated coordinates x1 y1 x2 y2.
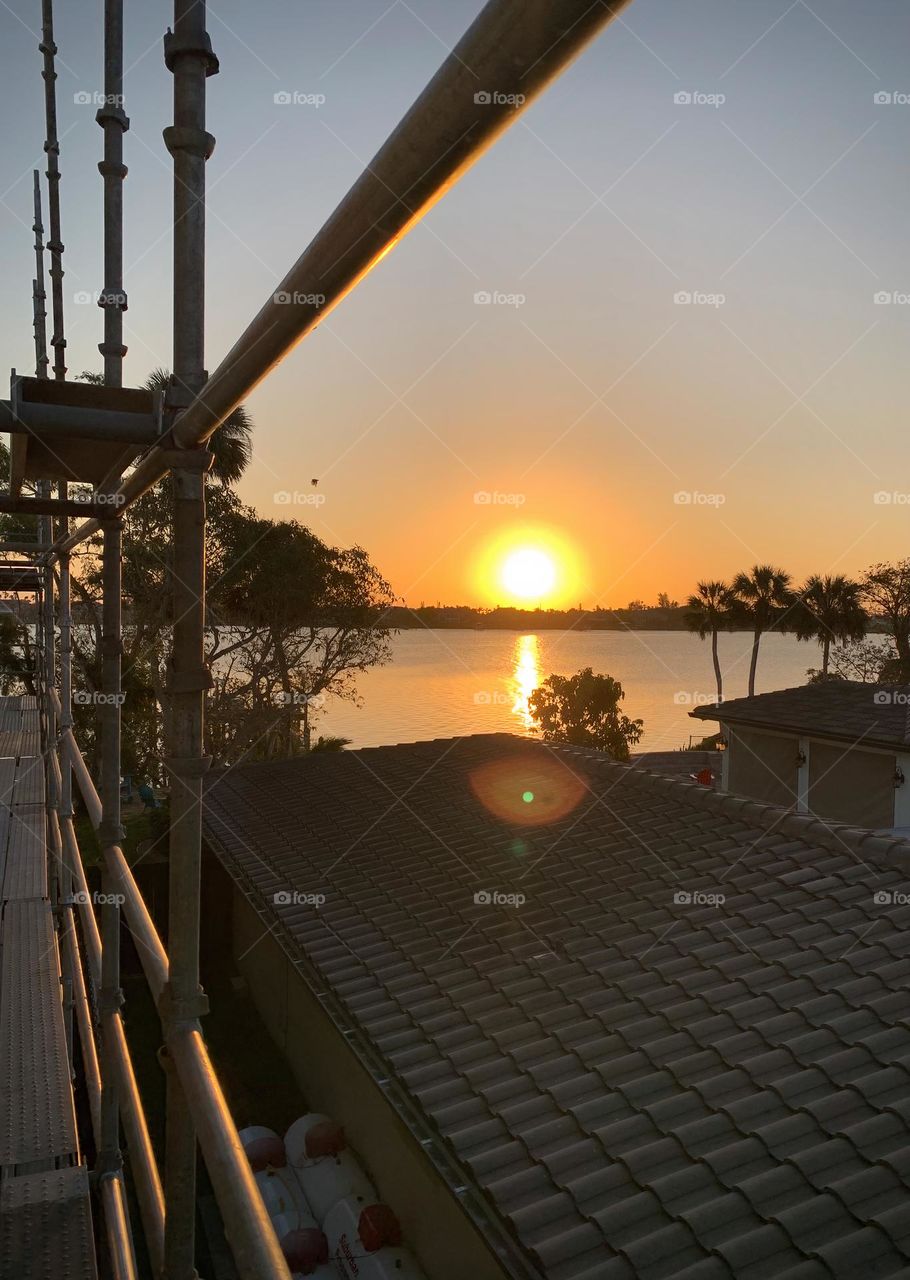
97 0 129 385
56 484 74 1065
161 1 218 1274
97 518 134 1266
54 0 636 557
39 0 66 381
32 171 49 379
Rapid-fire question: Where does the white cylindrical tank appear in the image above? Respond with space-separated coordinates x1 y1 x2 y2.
284 1114 376 1223
255 1170 332 1276
238 1124 286 1171
255 1166 317 1238
324 1199 427 1280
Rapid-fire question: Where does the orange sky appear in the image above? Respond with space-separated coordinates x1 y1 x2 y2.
2 0 907 607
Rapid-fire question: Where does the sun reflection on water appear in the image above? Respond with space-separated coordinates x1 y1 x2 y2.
511 634 541 731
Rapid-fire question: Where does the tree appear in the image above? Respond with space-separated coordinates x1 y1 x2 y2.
142 368 253 484
66 370 394 771
207 518 395 761
793 574 867 676
808 638 895 684
861 560 910 681
684 580 732 703
528 667 643 760
731 565 794 697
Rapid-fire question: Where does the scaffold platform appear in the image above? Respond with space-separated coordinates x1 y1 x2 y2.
0 695 98 1279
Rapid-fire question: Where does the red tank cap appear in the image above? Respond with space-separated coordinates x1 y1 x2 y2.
304 1119 346 1158
243 1135 286 1171
281 1227 328 1274
358 1204 402 1251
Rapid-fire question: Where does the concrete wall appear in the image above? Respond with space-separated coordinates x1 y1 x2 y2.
231 889 512 1280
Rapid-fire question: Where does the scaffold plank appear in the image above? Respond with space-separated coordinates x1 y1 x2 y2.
0 1166 98 1280
0 899 77 1167
1 808 47 901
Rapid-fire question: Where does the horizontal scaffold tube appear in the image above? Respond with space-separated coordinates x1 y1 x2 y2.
0 399 159 444
54 0 634 555
51 698 289 1280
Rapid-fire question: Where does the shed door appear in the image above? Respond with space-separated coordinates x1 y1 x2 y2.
808 743 894 829
728 728 798 807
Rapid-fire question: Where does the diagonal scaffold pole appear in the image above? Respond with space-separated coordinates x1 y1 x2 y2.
160 1 218 1275
32 171 49 379
39 0 66 381
54 0 637 557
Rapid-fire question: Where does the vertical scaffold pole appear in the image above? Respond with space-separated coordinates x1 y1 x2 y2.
161 2 218 1275
56 486 74 1063
38 490 59 901
32 171 49 379
97 0 128 386
39 0 66 381
57 493 73 826
98 518 128 1203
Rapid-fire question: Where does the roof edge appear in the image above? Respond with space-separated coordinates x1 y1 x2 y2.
552 744 910 866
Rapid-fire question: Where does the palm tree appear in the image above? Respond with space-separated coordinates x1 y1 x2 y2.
685 580 732 703
793 574 867 676
731 564 794 697
143 367 252 484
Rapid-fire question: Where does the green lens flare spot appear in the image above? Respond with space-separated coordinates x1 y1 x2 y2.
522 790 534 804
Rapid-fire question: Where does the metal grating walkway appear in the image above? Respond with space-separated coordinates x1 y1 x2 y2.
0 1167 98 1280
0 696 98 1279
0 898 78 1166
0 694 41 759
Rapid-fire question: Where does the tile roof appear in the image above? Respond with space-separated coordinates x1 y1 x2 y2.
630 751 721 783
203 733 910 1279
691 683 910 750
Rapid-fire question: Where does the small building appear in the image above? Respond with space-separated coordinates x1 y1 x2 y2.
691 683 910 831
203 733 910 1279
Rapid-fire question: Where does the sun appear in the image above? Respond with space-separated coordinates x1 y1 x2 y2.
473 525 585 608
500 547 557 601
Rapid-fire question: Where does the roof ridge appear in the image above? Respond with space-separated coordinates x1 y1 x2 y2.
551 743 910 866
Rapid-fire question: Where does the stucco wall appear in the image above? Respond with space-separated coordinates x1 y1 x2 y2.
231 889 513 1280
808 742 895 828
728 727 798 807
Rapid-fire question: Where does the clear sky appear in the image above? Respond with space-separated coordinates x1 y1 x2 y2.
1 1 908 608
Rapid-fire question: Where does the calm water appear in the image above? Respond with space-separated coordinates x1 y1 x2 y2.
320 629 820 752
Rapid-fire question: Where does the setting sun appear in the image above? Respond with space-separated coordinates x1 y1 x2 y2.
501 548 557 600
473 525 587 608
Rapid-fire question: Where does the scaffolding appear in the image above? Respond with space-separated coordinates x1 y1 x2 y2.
0 1 636 1277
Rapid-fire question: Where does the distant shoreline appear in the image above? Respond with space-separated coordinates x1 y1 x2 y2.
379 606 889 635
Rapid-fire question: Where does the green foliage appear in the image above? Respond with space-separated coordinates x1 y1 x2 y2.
791 574 867 675
684 581 733 639
310 735 351 752
63 370 394 772
861 560 910 681
528 667 643 760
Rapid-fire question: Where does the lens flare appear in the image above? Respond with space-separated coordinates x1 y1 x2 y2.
469 755 587 827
